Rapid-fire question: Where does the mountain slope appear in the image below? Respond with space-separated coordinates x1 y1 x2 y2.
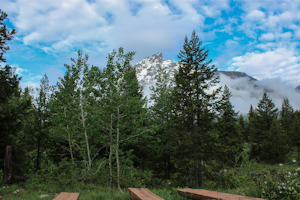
133 52 300 114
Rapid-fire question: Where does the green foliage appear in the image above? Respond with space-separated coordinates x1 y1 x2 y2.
31 158 82 186
237 114 247 141
0 9 17 63
217 143 257 189
253 168 300 200
148 64 177 179
292 116 300 157
249 92 279 161
280 97 294 146
214 85 243 168
170 29 222 187
262 118 292 162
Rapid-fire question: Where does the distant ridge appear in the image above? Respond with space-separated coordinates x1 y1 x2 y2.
296 85 300 93
134 52 299 99
216 71 257 81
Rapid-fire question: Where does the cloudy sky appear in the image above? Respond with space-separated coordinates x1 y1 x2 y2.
1 0 300 115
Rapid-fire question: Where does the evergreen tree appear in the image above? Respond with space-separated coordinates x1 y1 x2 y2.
169 30 222 187
215 85 243 168
0 9 31 173
0 9 17 63
32 74 52 171
280 97 294 146
292 116 300 158
252 92 278 160
4 86 33 176
237 114 247 141
262 118 291 163
148 65 178 179
246 105 257 142
294 110 300 120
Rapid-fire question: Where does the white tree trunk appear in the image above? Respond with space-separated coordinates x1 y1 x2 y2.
64 107 74 164
116 106 123 193
109 114 113 188
80 89 91 171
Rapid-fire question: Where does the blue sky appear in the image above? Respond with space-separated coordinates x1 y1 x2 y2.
1 0 300 105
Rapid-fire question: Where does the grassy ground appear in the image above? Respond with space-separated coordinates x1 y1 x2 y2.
0 181 187 200
1 147 300 199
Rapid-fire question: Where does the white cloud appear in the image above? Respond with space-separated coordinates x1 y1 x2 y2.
229 47 300 86
201 0 229 18
294 29 300 38
259 32 275 41
3 0 211 64
246 9 265 21
15 66 28 76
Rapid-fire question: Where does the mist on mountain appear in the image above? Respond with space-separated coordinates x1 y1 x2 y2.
136 52 300 116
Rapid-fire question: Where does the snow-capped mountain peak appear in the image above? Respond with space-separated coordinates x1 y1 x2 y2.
133 52 300 115
134 52 178 87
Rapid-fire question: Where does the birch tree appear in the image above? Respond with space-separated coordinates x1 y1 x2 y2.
47 50 106 182
91 47 157 192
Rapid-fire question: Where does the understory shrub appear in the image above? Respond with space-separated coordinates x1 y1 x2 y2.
32 158 83 185
252 168 300 200
217 143 257 189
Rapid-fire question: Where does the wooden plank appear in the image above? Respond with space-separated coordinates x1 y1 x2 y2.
52 192 80 200
128 188 164 200
0 196 2 200
177 188 266 200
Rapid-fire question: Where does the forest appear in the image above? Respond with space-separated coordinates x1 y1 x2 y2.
1 9 300 200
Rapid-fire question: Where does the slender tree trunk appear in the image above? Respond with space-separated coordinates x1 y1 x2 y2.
36 138 41 172
2 146 29 184
167 153 171 179
116 107 123 193
80 89 91 171
194 144 199 187
199 156 202 187
109 114 113 188
64 107 74 163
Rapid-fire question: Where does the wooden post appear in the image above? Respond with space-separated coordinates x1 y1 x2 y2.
2 146 29 184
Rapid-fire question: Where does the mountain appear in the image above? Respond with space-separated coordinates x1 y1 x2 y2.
134 52 259 90
133 52 300 114
296 85 300 94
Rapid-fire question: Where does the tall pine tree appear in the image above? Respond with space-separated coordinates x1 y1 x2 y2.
280 97 294 147
169 30 222 187
215 85 243 168
251 92 278 161
0 9 17 63
262 118 291 163
292 115 300 158
237 114 247 142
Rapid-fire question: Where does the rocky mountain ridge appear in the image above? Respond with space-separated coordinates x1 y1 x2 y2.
134 52 259 86
133 52 300 97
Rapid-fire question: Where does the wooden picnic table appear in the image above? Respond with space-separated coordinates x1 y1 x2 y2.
177 188 266 200
128 188 164 200
52 192 80 200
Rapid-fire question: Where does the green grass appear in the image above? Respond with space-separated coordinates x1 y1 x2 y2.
0 181 187 200
1 147 300 199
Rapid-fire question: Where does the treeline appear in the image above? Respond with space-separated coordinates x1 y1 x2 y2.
1 9 300 191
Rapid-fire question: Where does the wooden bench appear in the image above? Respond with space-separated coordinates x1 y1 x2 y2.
52 192 80 200
128 188 164 200
177 188 266 200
